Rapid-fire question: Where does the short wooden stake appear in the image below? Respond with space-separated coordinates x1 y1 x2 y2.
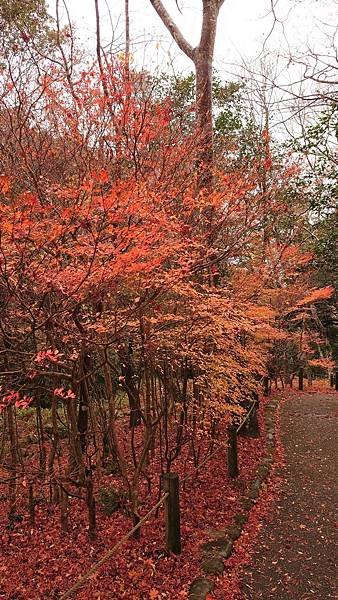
228 424 239 478
163 473 181 554
330 373 334 388
299 368 304 391
248 402 260 438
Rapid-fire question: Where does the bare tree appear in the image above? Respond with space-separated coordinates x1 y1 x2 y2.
125 0 130 60
149 0 225 188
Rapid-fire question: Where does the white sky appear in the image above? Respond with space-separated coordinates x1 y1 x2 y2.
48 1 337 133
50 0 337 75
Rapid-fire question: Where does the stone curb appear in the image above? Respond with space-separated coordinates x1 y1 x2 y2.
188 397 279 599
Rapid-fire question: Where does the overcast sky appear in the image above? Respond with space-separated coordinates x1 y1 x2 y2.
50 0 336 75
48 1 336 133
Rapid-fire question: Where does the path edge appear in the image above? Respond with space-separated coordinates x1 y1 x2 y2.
188 395 280 600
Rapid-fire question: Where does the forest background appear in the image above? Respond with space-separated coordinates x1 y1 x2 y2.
0 1 336 598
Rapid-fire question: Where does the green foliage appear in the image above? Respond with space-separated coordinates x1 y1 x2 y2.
312 211 338 361
99 486 127 515
104 460 121 476
44 423 69 439
283 104 337 361
290 104 338 214
313 211 338 289
213 77 247 135
0 0 53 51
156 70 261 165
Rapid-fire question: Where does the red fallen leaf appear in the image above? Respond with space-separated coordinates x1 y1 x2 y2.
149 589 159 600
0 174 10 194
96 169 109 183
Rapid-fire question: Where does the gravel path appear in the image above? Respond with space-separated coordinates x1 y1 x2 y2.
241 392 337 600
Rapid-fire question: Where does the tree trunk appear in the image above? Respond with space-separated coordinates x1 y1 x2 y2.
125 0 130 61
47 397 60 503
194 1 221 188
195 49 213 188
149 0 225 190
66 397 85 483
36 406 46 477
7 406 18 519
119 342 142 428
77 352 91 453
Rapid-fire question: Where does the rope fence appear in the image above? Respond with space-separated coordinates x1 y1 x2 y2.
59 393 261 598
59 493 169 600
236 397 258 434
2 368 335 598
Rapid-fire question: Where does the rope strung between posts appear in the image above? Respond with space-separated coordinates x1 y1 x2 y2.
59 492 169 600
59 397 258 598
181 441 224 484
181 397 258 483
236 398 257 434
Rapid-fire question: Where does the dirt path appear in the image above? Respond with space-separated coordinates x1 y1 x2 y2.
240 392 337 600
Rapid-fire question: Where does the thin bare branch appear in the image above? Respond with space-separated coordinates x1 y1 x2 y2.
148 0 195 61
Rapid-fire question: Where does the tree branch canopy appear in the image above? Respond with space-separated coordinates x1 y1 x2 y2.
148 0 195 60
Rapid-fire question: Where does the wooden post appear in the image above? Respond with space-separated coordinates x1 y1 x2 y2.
335 368 338 392
330 373 334 387
163 473 181 554
299 368 304 391
228 424 238 478
248 401 260 438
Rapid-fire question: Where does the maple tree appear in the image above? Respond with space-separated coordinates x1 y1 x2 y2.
0 7 336 598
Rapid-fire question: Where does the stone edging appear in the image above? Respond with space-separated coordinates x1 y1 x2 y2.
188 397 279 600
